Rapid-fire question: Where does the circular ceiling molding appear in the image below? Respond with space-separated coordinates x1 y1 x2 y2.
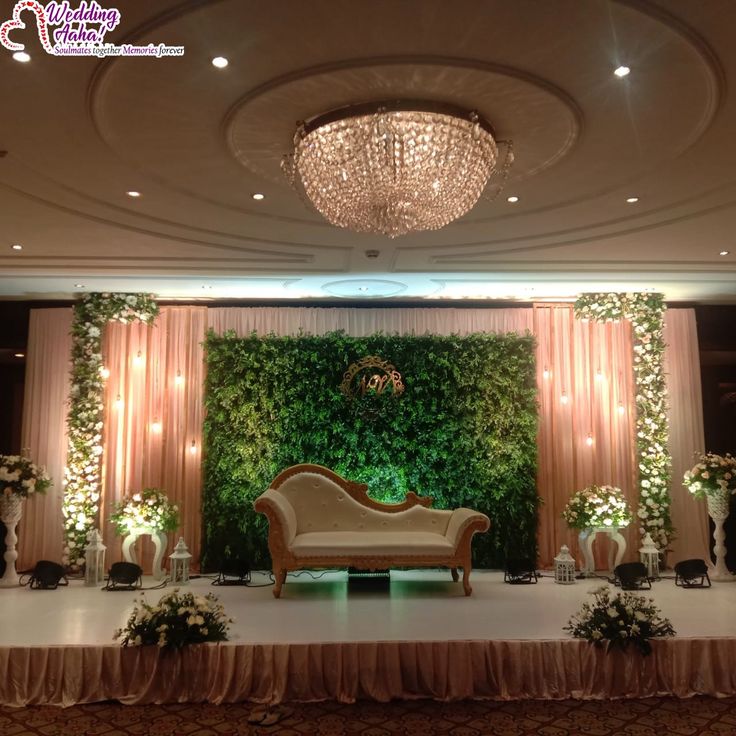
63 0 728 254
225 59 581 188
322 279 408 298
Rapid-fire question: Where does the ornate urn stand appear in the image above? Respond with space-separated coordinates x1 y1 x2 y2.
0 494 24 587
578 525 627 576
122 527 168 580
706 491 735 582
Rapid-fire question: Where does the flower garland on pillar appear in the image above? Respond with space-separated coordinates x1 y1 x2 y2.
573 292 673 549
63 293 159 568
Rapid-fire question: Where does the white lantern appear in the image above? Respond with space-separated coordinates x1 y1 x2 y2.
554 544 576 584
639 532 660 579
84 528 106 587
169 537 192 584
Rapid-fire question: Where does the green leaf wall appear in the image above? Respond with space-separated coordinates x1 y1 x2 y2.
202 330 539 569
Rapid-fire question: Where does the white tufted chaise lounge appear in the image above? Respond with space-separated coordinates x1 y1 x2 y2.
254 464 490 598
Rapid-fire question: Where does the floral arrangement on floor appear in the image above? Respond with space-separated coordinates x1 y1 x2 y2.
114 589 232 649
564 585 675 656
63 292 159 569
574 292 673 550
683 452 736 499
0 454 51 498
110 488 179 536
562 485 632 529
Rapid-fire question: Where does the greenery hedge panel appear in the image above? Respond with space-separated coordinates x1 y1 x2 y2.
202 330 539 569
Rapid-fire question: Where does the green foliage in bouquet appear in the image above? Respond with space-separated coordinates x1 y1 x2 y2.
562 485 632 530
0 455 51 498
565 585 675 656
110 488 179 536
114 589 231 649
683 452 736 499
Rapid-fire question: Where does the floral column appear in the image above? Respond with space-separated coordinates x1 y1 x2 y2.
574 292 673 550
63 293 158 568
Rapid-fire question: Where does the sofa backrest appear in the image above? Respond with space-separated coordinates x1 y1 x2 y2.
274 471 452 535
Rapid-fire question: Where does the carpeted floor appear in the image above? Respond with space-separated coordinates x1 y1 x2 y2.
3 697 736 736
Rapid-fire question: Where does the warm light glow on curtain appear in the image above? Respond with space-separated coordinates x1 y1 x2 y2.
17 304 707 573
535 304 638 567
100 307 207 569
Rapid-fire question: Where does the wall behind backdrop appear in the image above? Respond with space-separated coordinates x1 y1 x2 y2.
17 305 709 571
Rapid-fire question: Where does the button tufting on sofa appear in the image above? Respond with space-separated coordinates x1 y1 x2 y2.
254 464 490 599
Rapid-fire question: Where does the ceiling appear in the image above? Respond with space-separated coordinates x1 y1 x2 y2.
1 0 736 303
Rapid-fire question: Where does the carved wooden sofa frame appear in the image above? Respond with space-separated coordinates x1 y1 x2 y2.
254 463 490 598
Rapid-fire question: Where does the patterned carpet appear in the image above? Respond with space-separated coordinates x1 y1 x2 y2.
3 697 736 736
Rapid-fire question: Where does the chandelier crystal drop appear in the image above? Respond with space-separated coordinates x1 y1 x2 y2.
283 102 502 238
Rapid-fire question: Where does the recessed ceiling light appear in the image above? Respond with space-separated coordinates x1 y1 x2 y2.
720 250 730 256
626 196 639 203
252 193 265 201
74 283 85 288
12 51 31 63
212 56 229 69
14 352 25 358
614 65 631 78
11 243 22 251
506 195 519 203
126 191 141 198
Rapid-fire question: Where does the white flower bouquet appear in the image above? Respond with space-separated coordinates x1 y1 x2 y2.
114 589 231 648
562 485 632 530
565 585 675 656
110 488 179 535
683 452 736 499
0 454 51 498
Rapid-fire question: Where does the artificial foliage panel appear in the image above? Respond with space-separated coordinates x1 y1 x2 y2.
202 331 538 569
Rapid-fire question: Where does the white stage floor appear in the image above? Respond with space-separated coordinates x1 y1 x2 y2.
2 569 735 647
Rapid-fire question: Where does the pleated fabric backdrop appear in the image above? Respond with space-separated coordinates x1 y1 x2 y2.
16 305 709 571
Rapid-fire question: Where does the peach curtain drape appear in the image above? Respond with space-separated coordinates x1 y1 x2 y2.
16 309 73 571
664 309 710 562
16 304 707 572
534 304 638 567
3 637 736 706
101 307 207 568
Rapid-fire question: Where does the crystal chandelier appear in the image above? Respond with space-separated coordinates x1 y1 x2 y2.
283 101 504 238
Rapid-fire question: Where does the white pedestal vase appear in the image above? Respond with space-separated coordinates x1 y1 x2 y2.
706 491 736 582
122 527 168 580
0 494 24 587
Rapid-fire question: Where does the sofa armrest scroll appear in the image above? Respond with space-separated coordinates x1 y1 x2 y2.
445 508 490 548
254 490 297 548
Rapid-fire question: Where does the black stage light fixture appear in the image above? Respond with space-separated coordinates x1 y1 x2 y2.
674 558 711 588
104 561 142 591
22 560 68 589
613 561 651 590
212 555 251 586
504 557 538 584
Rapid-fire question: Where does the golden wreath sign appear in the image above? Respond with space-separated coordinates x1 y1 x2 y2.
340 356 405 400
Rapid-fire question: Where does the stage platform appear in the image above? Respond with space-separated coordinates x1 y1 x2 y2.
2 570 736 705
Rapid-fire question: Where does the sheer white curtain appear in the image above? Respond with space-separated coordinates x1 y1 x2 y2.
17 309 72 570
664 309 710 562
207 306 534 336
